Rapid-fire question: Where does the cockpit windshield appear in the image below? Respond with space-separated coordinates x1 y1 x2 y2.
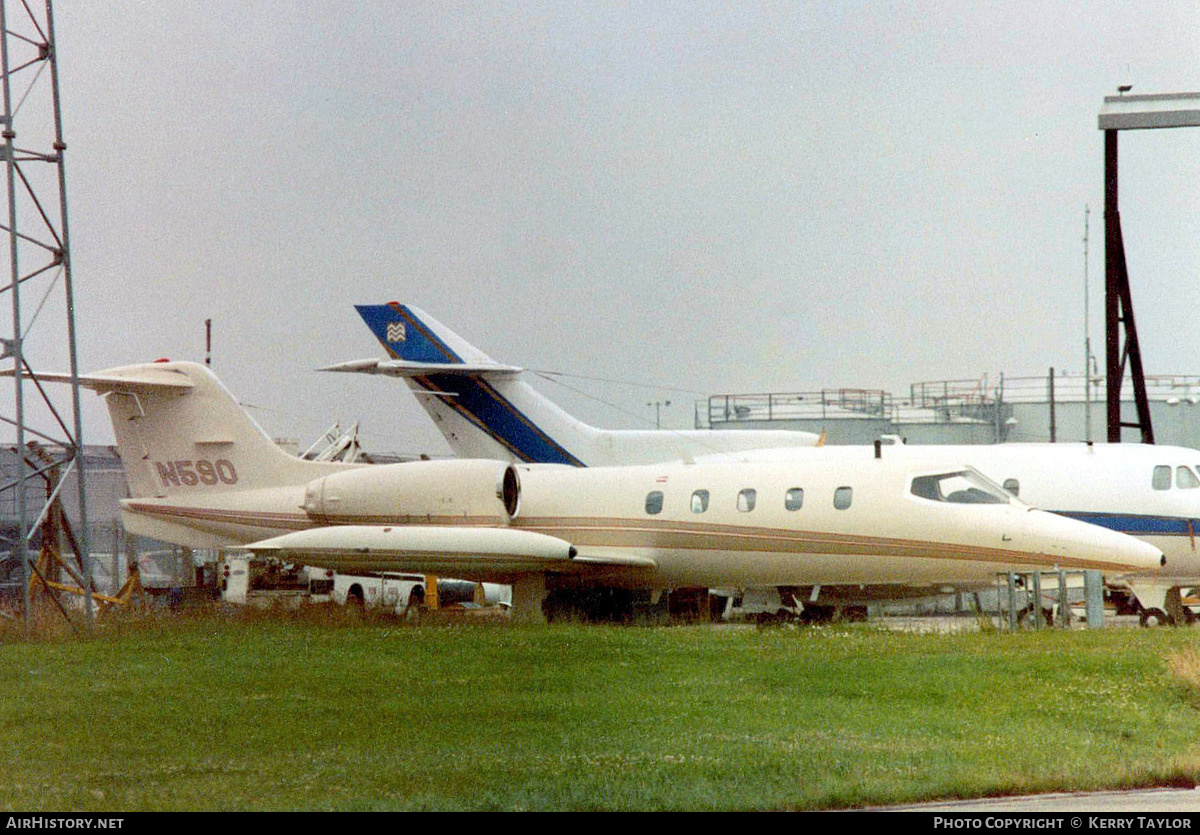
910 469 1013 505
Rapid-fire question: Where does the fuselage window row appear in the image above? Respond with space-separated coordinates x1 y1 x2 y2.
1151 465 1200 491
644 486 823 515
647 472 1024 516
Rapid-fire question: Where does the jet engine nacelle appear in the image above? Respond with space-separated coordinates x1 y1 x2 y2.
302 459 520 525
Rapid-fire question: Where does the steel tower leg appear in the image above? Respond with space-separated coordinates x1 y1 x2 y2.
0 0 93 626
1104 129 1154 444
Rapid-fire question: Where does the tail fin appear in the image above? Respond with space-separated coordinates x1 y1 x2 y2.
55 361 343 499
356 302 503 369
334 303 821 466
330 303 593 466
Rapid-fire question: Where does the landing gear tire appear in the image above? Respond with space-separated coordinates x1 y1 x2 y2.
1139 607 1172 628
1017 607 1054 628
756 609 799 627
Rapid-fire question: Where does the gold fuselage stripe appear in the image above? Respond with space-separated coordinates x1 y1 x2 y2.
121 502 1136 572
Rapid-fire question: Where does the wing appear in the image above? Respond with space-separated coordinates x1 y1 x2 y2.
244 525 656 582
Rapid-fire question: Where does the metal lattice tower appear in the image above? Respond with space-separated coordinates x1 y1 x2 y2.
0 0 92 626
1098 91 1200 444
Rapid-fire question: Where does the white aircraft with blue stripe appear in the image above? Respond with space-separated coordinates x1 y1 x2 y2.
320 302 821 466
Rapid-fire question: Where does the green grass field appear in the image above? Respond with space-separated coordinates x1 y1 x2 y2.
2 609 1200 811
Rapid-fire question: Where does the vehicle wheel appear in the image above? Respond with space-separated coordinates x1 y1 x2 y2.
1139 607 1171 628
404 586 426 622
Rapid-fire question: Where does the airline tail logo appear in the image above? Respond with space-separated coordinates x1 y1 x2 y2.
386 322 407 343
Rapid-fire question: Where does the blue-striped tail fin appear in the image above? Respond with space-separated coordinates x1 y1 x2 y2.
346 304 589 466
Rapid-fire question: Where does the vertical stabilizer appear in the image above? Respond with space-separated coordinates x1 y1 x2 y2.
352 303 594 465
66 361 349 499
340 303 821 466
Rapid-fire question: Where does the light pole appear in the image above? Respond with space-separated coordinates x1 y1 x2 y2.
647 400 671 429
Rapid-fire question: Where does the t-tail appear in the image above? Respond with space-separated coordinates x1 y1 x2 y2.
344 302 591 465
18 361 357 547
327 302 821 466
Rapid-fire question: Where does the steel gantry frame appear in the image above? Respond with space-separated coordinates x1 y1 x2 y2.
1099 91 1200 444
0 0 93 626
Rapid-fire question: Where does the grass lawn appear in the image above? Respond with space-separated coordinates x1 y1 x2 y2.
2 609 1200 811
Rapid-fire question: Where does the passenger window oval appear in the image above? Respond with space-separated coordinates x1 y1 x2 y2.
691 490 709 513
785 488 804 511
737 489 757 512
834 486 853 510
1178 467 1200 490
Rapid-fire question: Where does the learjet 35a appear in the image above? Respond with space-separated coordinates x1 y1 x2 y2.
334 302 1197 623
24 360 1162 621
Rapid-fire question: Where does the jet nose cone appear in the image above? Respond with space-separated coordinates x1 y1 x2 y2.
1100 531 1164 572
1089 528 1164 572
1029 510 1164 572
1121 536 1164 571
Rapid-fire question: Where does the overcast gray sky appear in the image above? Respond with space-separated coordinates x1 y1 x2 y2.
9 1 1200 455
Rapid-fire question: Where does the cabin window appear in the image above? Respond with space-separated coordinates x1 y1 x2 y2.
834 486 853 510
737 489 757 512
1002 478 1020 497
645 491 664 514
691 490 709 513
1178 467 1200 490
785 488 804 511
1152 466 1172 491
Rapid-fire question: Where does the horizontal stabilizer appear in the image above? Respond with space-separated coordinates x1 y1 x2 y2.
0 363 195 394
319 358 524 378
245 525 578 576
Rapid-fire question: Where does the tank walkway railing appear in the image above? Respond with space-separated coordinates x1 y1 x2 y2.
700 372 1200 427
704 389 893 426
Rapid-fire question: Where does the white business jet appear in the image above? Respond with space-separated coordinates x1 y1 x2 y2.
17 361 1162 622
707 441 1200 626
334 303 1200 624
